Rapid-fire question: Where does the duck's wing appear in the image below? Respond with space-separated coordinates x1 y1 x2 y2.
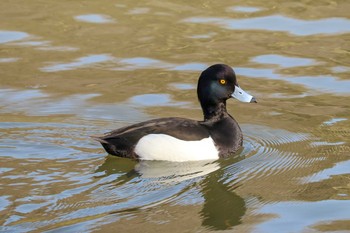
92 117 210 158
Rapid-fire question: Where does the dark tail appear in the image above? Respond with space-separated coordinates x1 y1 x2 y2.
90 135 108 144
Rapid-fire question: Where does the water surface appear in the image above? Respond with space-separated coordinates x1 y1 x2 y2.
1 0 350 232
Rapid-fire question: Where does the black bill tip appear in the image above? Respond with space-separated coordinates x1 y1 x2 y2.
250 97 257 103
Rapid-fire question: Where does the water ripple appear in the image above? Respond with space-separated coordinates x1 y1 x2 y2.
302 160 350 183
252 54 319 68
254 200 350 233
41 54 114 72
221 125 312 185
0 30 29 44
183 15 350 36
0 88 147 121
227 6 263 13
74 14 116 24
236 67 350 95
129 93 189 107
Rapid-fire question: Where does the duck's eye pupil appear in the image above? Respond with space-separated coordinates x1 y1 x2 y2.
220 79 226 85
239 92 242 94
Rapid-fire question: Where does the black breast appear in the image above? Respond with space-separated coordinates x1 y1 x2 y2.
201 115 242 157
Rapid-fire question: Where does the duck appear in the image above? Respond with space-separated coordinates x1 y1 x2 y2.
93 64 257 162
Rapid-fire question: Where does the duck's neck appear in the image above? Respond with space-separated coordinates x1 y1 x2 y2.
202 102 228 121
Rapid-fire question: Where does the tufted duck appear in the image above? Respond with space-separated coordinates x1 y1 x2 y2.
93 64 256 162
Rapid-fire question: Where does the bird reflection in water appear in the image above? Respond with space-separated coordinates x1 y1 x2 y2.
95 155 246 230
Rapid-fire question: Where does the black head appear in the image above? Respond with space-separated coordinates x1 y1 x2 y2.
197 64 256 120
197 64 237 106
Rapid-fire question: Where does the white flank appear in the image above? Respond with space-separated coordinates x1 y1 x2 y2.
134 134 219 162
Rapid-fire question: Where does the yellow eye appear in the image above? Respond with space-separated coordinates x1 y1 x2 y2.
220 79 226 85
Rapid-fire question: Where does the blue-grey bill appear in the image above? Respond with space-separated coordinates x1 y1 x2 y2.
231 85 256 103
